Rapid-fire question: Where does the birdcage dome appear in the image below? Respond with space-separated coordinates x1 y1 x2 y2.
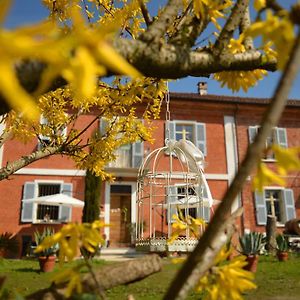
136 139 213 253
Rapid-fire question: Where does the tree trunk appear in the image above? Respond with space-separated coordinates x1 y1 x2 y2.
266 215 277 255
26 254 162 300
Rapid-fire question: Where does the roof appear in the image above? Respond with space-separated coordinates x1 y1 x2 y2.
169 92 300 107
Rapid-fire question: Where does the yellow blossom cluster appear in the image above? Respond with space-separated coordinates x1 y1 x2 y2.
214 37 268 92
0 0 141 120
191 0 233 30
253 145 300 192
168 208 206 244
34 220 106 262
196 247 256 300
246 10 295 70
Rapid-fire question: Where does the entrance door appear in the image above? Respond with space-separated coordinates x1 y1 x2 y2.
110 194 132 247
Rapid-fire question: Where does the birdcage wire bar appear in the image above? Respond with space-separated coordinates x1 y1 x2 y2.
136 141 212 252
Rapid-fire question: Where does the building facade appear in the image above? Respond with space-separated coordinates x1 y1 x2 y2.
0 90 299 255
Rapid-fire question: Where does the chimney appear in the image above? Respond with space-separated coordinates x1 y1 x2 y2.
197 81 207 95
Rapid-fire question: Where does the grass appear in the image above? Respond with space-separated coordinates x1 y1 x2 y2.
1 253 300 299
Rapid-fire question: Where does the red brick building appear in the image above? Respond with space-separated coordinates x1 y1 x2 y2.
0 88 299 256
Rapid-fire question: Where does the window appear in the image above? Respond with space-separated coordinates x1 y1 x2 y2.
248 126 288 160
165 121 206 155
254 188 296 225
38 115 67 150
100 118 144 168
167 185 210 223
21 181 73 223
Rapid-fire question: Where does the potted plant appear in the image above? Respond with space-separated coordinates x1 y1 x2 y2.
276 234 289 261
34 227 58 272
0 232 19 258
238 232 265 272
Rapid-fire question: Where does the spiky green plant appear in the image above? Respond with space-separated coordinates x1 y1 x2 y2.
34 227 58 257
276 234 289 252
239 232 265 256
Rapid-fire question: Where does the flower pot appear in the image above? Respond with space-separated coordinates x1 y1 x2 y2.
38 256 56 272
243 255 259 272
0 248 6 258
277 251 288 262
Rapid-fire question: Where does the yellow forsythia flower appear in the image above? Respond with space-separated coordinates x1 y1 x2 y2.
214 37 268 92
254 0 266 11
253 162 286 192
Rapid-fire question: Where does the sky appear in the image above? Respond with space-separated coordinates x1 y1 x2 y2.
4 0 300 99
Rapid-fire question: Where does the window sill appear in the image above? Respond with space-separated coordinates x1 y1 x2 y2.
261 158 276 163
33 220 65 224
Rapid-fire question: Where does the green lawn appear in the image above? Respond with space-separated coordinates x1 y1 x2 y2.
1 254 300 299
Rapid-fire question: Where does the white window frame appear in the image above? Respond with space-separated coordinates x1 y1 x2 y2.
254 187 296 226
248 126 288 162
166 120 207 156
21 180 72 224
38 115 68 149
100 117 144 168
264 187 285 226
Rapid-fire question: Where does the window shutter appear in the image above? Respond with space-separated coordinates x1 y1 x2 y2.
21 202 34 222
165 121 176 143
248 126 258 144
254 191 267 225
132 141 144 168
21 182 36 222
61 183 73 197
283 189 296 222
23 182 36 199
275 128 288 148
200 186 210 222
100 118 109 136
59 206 72 222
167 186 178 223
202 205 210 222
195 122 206 156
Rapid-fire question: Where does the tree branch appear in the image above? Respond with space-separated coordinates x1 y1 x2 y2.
239 6 254 50
26 255 162 300
213 0 249 57
138 0 152 27
139 0 182 43
164 30 300 300
0 146 60 180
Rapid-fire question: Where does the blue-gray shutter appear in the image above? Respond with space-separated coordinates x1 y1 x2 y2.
201 185 210 222
283 189 296 221
23 182 35 199
195 122 206 156
275 128 288 148
165 121 176 143
167 186 178 223
61 183 73 197
248 126 258 144
21 182 36 222
254 191 267 225
132 141 144 168
100 118 109 136
60 206 71 222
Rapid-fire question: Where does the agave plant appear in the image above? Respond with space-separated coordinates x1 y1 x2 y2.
276 234 289 253
34 227 58 257
239 232 265 256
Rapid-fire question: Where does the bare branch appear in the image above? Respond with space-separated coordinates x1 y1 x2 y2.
140 0 182 43
213 0 249 57
26 255 162 300
0 146 60 180
239 6 254 50
164 30 300 300
138 0 152 27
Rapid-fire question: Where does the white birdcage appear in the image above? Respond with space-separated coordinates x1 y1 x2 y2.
135 138 214 253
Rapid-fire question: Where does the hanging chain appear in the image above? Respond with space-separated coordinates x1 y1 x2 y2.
165 81 171 145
